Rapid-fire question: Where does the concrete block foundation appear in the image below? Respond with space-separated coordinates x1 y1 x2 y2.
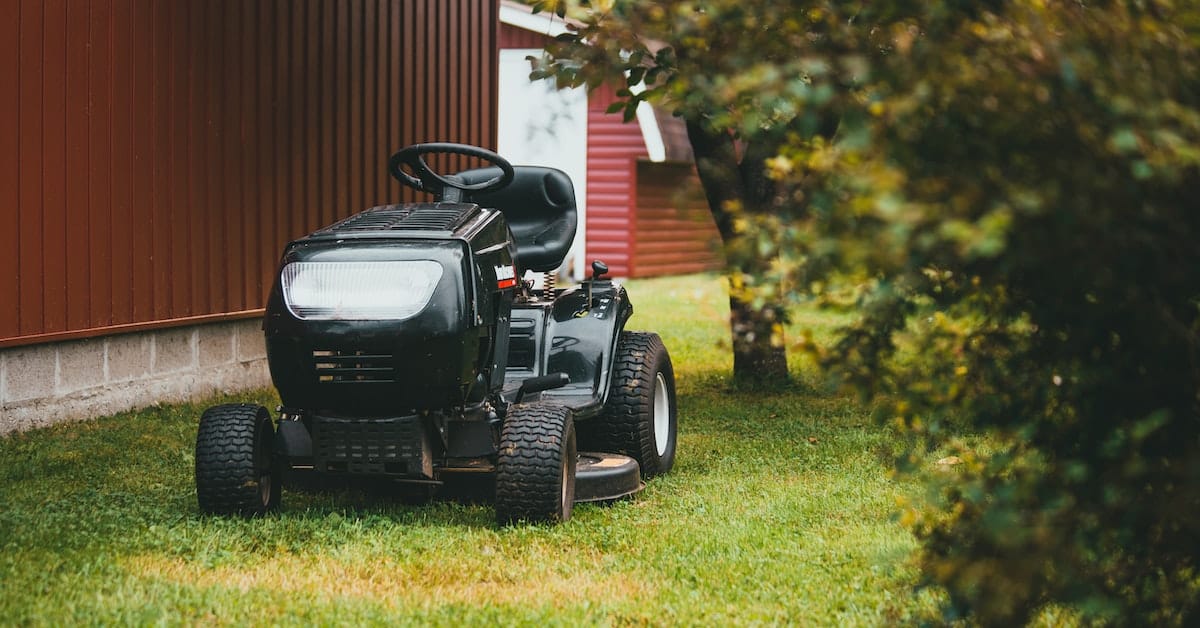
0 318 270 435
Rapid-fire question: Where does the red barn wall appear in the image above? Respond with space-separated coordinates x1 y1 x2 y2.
632 160 724 277
586 84 648 278
0 0 498 348
498 18 723 279
499 19 549 49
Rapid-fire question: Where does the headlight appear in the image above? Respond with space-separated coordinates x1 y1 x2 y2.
280 261 444 320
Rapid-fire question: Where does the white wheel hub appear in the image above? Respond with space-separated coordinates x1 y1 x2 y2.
653 372 670 457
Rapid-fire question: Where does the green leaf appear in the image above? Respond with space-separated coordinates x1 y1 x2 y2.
1110 128 1139 153
622 103 638 123
627 67 647 87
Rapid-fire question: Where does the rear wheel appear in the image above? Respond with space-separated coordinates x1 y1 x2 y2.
195 403 281 516
581 331 678 479
495 403 576 525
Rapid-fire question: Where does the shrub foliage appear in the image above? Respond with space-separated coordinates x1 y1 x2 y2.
800 3 1200 624
534 0 1200 623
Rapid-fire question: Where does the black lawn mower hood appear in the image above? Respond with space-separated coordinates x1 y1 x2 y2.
263 202 518 416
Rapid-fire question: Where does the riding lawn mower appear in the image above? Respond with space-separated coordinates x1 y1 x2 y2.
194 143 677 525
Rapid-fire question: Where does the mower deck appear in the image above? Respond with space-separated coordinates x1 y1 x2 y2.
282 451 643 505
574 452 644 503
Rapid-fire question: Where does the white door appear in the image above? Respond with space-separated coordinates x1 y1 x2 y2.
497 48 589 281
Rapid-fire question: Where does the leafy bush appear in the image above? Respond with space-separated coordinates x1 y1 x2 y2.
534 0 1200 622
778 2 1200 624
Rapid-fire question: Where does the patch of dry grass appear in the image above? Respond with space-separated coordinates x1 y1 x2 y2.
125 552 655 609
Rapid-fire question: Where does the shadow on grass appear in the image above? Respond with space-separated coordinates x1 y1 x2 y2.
0 372 889 544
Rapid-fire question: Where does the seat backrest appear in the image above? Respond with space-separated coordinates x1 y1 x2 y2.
457 166 577 273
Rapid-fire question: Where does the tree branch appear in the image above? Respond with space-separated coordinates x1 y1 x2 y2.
739 136 783 212
685 118 743 241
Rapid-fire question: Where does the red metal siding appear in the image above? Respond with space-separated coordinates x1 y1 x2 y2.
0 1 18 338
586 84 646 278
632 160 724 277
499 20 549 49
2 0 498 347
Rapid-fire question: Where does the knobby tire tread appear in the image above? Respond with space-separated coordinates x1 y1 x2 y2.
495 403 575 525
580 331 676 478
195 403 276 516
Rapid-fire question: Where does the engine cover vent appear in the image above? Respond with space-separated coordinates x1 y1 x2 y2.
507 318 537 371
312 349 394 383
318 203 480 234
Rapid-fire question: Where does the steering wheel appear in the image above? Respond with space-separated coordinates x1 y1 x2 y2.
388 143 515 198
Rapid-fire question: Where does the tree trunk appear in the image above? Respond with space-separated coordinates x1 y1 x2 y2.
729 294 789 384
686 120 789 385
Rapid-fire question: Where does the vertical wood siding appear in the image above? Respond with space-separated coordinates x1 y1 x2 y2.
632 160 724 277
1 0 498 347
499 20 548 49
586 84 645 278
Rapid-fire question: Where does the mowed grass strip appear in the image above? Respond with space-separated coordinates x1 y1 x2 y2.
0 274 938 625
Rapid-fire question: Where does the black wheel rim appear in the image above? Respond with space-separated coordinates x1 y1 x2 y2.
255 417 272 507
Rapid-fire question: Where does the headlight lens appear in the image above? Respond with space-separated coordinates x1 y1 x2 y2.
280 261 443 320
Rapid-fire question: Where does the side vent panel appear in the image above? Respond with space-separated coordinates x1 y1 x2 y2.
312 350 395 383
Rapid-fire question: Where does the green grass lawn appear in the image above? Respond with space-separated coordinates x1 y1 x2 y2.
0 274 939 625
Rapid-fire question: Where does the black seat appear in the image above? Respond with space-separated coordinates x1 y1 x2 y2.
457 166 577 273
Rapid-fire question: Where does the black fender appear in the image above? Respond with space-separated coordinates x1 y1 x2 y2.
537 280 633 419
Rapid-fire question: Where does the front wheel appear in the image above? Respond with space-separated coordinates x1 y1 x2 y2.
495 403 576 525
581 331 678 479
195 403 281 516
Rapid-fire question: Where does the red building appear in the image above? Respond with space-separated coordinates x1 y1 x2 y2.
0 0 500 432
497 1 723 279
